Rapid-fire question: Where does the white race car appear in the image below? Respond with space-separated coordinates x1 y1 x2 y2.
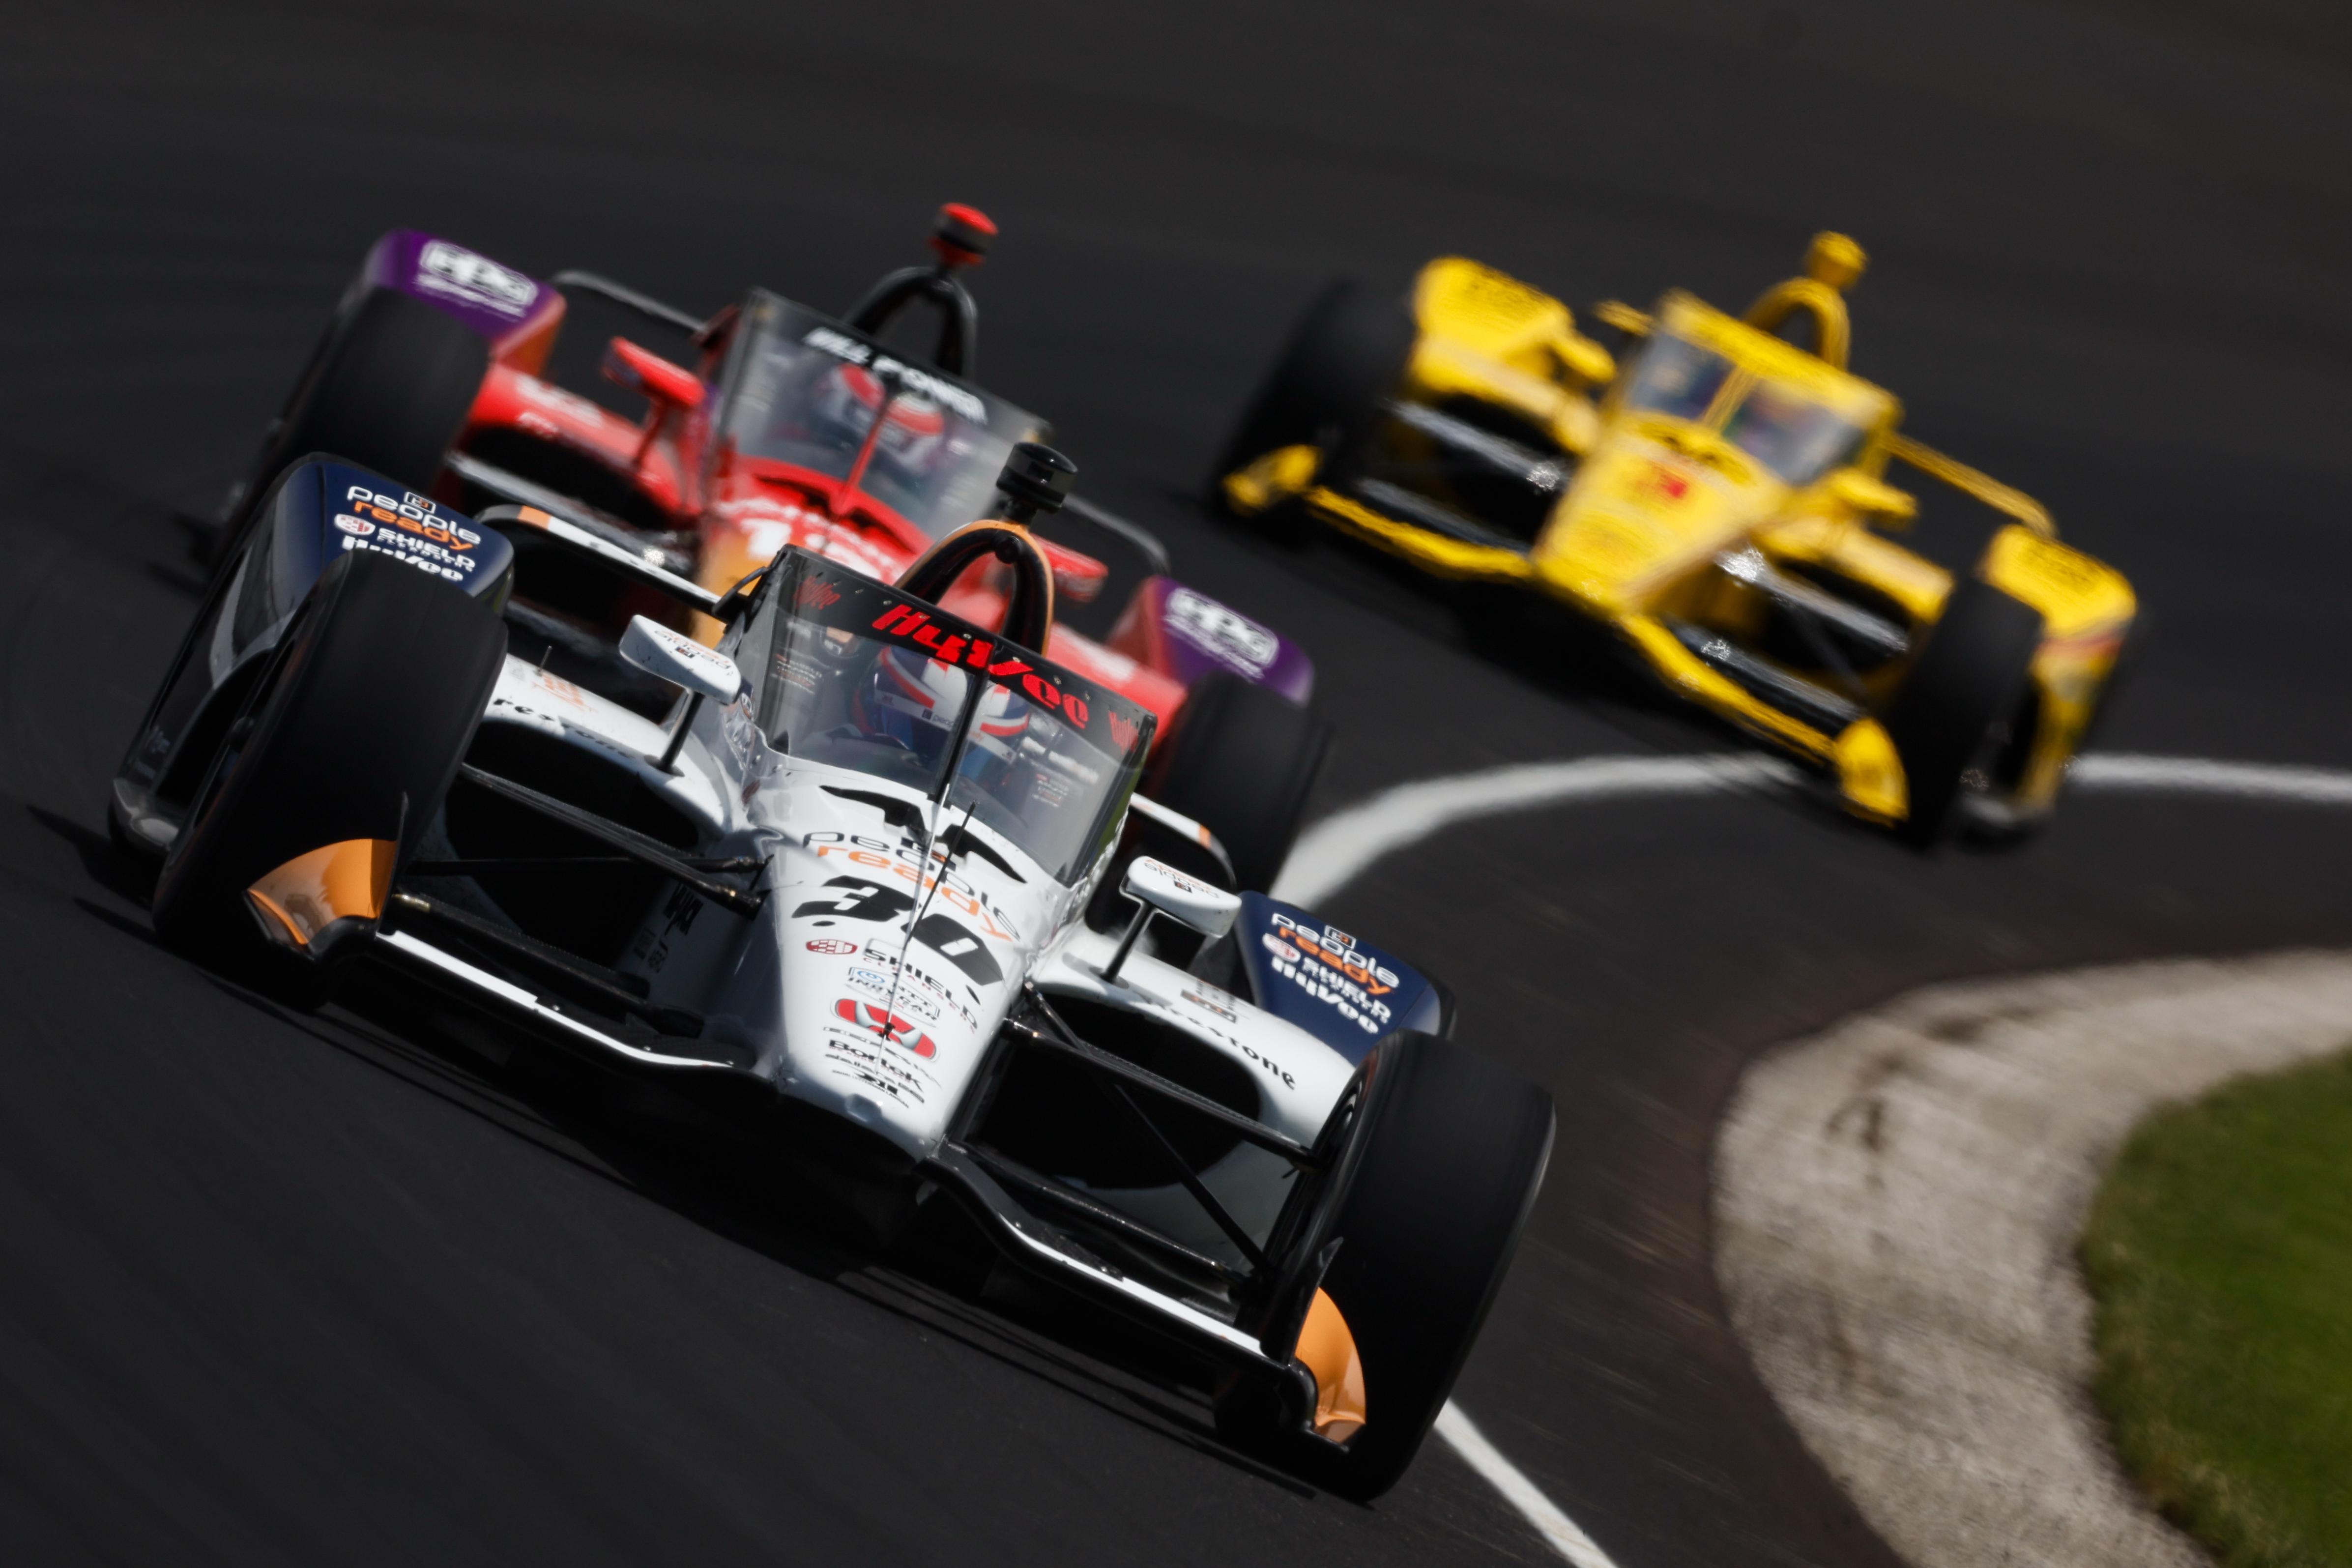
113 443 1555 1498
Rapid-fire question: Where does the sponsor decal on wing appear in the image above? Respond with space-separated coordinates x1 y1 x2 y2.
415 240 539 316
1163 586 1281 678
1234 892 1441 1061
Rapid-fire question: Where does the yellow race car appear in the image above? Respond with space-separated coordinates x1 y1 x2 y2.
1215 234 2135 840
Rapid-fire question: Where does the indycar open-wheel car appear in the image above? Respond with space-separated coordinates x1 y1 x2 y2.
116 445 1550 1499
1218 234 2137 842
203 212 1330 890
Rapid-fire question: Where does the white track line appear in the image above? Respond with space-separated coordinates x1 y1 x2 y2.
1274 751 2352 908
1287 748 2352 1564
2071 752 2352 803
1273 754 1797 906
1435 1404 1620 1567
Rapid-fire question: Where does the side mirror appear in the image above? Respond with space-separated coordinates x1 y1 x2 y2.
1100 855 1243 984
620 615 741 703
1826 468 1918 523
1035 535 1108 604
620 615 740 774
606 338 705 479
603 338 704 411
1126 855 1242 937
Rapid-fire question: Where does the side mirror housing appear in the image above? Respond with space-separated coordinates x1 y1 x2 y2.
1827 468 1918 523
1124 855 1242 938
603 338 704 410
619 615 741 704
1035 536 1108 604
1100 855 1243 985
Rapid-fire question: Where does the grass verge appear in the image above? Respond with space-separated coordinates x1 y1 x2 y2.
2082 1045 2352 1568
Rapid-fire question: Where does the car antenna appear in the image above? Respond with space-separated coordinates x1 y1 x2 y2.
877 450 1067 1037
881 638 992 1046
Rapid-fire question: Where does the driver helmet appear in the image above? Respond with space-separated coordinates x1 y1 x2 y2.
813 363 949 478
857 646 1029 787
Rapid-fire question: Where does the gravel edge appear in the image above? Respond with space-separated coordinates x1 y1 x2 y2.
1712 951 2352 1568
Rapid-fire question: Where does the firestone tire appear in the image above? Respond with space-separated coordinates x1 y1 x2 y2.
1147 672 1331 895
1211 278 1416 523
1880 577 2046 845
1292 1031 1554 1501
228 288 487 547
151 551 507 973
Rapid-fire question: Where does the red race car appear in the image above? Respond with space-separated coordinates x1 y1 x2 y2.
213 206 1327 890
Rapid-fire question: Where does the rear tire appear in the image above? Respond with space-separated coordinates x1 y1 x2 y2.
225 288 487 548
1212 279 1415 523
1147 672 1331 894
153 551 507 973
1255 1032 1554 1500
1881 577 2045 843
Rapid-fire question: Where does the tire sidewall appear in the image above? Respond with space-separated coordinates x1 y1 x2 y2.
153 552 506 958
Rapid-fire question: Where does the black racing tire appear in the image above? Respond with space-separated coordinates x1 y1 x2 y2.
1211 279 1416 520
1881 577 2046 844
1147 672 1331 895
228 288 487 548
1301 1031 1554 1500
152 550 507 975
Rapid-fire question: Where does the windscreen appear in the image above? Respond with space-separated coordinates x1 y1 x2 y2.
1624 333 1735 421
1624 332 1867 485
1720 380 1868 485
716 292 1045 540
749 552 1151 884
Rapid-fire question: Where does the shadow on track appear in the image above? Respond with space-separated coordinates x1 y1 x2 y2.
59 814 1328 1504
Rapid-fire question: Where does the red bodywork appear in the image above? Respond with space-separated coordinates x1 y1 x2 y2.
451 327 1193 742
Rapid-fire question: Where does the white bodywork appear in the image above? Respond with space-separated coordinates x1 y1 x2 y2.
464 653 1353 1233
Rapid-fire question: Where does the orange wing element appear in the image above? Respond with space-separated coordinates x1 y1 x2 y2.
244 839 397 956
1295 1288 1368 1442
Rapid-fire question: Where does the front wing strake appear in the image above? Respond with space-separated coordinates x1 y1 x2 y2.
373 927 752 1074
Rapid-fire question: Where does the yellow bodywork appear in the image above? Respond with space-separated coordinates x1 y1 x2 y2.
1222 235 2136 830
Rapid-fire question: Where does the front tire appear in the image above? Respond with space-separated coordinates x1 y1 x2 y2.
1212 279 1415 520
1147 672 1331 894
1880 577 2045 843
224 288 487 548
1236 1031 1554 1499
153 551 507 972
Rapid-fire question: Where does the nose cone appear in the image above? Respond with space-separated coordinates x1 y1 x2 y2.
1536 430 1772 610
779 921 974 1159
765 832 1027 1160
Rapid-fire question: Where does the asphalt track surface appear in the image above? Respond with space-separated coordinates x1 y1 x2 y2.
5 2 2352 1563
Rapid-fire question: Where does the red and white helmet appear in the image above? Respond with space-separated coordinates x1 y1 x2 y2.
813 364 949 478
859 646 1029 784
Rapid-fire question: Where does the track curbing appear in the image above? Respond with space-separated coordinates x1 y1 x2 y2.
1280 748 2352 1563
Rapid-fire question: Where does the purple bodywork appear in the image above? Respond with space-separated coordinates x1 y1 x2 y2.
1123 576 1315 705
359 228 560 348
351 229 1314 708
